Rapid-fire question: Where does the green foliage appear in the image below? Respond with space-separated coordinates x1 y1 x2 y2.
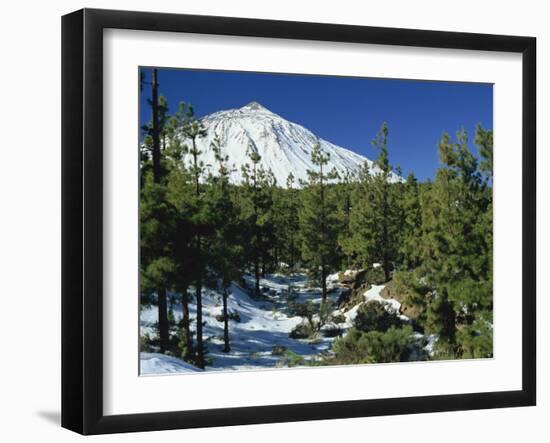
289 321 316 339
425 291 456 342
271 173 301 271
207 136 245 286
288 299 334 339
418 127 493 357
139 86 494 366
238 145 277 295
318 300 334 327
330 326 414 365
455 313 493 359
383 270 431 328
140 174 179 293
279 350 307 367
288 301 316 326
299 143 340 299
331 313 346 324
215 310 241 323
367 123 401 281
167 305 176 328
474 124 493 180
344 124 400 282
271 346 287 356
335 170 356 268
354 301 402 333
398 173 424 269
178 321 195 362
366 266 387 285
342 161 373 266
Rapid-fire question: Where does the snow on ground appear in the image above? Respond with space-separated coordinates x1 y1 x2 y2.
326 272 340 285
140 353 202 375
424 334 438 357
140 273 344 374
337 284 408 326
364 284 399 313
364 285 410 321
140 272 417 375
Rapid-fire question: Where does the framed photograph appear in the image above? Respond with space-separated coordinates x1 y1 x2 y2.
62 8 536 435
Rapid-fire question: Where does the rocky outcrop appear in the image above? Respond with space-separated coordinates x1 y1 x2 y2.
335 266 389 310
380 279 425 321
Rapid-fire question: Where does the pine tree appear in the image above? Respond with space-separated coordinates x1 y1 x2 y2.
163 107 198 362
240 145 274 296
299 142 339 300
346 123 399 279
270 173 300 273
475 124 493 180
139 69 170 353
207 135 244 352
466 124 493 358
151 68 161 182
179 103 208 368
345 161 374 267
139 170 178 354
260 169 277 276
282 173 300 270
270 185 285 271
398 172 424 270
336 170 355 269
152 69 169 353
422 128 493 358
369 123 400 281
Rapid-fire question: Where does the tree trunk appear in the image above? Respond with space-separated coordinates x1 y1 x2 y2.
254 257 260 297
180 285 193 360
151 68 161 184
222 287 230 353
150 68 169 354
191 136 205 369
319 160 327 302
195 282 204 368
383 259 390 283
289 234 295 270
157 288 169 353
382 178 390 282
321 265 327 302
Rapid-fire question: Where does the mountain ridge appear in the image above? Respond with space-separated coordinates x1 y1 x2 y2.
178 102 401 187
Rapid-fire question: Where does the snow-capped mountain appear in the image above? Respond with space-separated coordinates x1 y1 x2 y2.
180 101 401 187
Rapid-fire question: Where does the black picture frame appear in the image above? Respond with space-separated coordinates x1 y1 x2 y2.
61 8 536 435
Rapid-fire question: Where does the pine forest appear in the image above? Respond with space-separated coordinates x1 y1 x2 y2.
139 68 493 374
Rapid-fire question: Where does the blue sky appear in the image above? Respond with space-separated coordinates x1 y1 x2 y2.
140 68 492 181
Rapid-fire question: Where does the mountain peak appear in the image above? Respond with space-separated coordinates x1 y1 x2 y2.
204 101 278 122
242 101 267 111
186 104 402 187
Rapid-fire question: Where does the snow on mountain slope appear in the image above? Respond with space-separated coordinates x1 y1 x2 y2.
179 101 401 187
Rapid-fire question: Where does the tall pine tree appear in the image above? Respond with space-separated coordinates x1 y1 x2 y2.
299 142 339 300
346 123 399 279
240 145 274 296
345 161 374 267
180 103 208 368
162 105 200 362
139 68 171 353
397 172 424 270
369 123 400 281
207 135 244 352
422 128 493 358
